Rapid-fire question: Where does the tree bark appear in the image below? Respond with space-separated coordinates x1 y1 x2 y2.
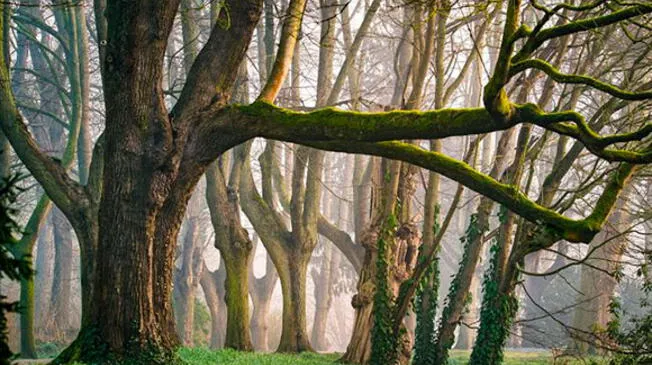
570 194 630 354
199 262 226 349
50 208 74 340
276 252 312 352
173 208 203 346
250 246 278 352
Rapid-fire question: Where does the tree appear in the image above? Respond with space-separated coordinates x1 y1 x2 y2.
0 175 32 364
0 0 650 363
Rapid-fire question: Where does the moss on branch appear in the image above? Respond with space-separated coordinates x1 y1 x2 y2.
303 140 633 243
237 101 502 142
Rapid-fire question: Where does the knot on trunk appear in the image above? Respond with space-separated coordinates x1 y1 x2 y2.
351 281 375 308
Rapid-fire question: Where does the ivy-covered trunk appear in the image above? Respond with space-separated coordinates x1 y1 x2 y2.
469 244 520 365
433 208 490 364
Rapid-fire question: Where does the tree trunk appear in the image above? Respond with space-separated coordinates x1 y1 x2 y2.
311 245 334 351
276 253 312 352
50 208 74 340
341 262 374 363
469 251 520 365
223 249 253 350
34 222 53 339
200 262 226 349
173 216 201 346
18 271 36 358
250 286 273 351
570 196 630 354
433 201 491 364
250 251 277 352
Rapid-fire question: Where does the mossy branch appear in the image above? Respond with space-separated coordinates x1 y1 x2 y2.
303 140 619 243
236 101 505 141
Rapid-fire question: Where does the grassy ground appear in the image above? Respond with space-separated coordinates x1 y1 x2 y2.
178 348 605 364
19 346 604 364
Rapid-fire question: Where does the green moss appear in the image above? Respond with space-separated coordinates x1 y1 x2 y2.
51 327 184 365
237 101 498 143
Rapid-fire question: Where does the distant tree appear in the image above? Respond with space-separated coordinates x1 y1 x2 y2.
0 175 32 365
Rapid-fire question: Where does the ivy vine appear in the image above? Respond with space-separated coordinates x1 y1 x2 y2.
370 213 399 365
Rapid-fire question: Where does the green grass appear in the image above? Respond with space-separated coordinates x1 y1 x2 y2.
449 350 551 364
29 346 605 364
178 348 604 364
178 348 340 365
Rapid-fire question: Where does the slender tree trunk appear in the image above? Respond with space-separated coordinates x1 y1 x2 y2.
570 195 631 354
50 208 74 340
311 244 333 351
34 222 53 339
200 262 226 349
250 250 277 352
173 215 201 346
18 271 36 358
250 286 274 351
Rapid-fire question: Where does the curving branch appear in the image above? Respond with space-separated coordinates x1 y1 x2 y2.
300 139 638 244
509 59 652 101
317 216 364 272
0 41 87 220
514 3 652 62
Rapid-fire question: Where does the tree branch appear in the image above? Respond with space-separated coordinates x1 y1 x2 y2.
509 58 652 101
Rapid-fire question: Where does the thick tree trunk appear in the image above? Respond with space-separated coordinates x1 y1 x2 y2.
340 229 378 364
223 249 253 350
277 253 312 353
206 159 255 351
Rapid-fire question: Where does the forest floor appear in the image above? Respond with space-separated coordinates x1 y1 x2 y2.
14 347 606 364
176 348 602 364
